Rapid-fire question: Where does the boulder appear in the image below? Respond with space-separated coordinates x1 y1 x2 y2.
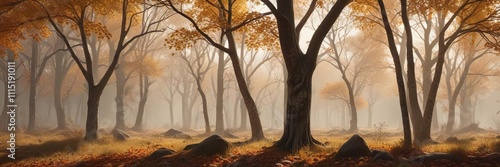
112 129 130 141
148 148 176 159
163 129 192 140
190 135 230 156
333 134 372 160
370 149 395 162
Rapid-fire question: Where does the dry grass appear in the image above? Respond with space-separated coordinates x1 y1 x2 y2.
1 128 499 166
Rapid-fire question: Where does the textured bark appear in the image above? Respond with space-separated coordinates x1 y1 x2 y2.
264 0 351 152
84 85 105 140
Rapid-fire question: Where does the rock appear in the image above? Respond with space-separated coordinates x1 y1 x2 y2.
453 123 486 134
163 129 192 140
148 148 176 159
370 149 394 162
274 163 284 167
409 153 458 164
333 134 372 160
190 135 230 156
183 144 199 151
112 129 130 141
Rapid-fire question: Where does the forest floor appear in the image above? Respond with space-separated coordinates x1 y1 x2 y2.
1 126 500 167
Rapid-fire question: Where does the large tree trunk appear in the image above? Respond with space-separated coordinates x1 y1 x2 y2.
28 40 39 132
83 85 104 140
274 71 322 151
114 66 127 130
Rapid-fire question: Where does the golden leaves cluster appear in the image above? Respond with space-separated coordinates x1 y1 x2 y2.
165 0 278 51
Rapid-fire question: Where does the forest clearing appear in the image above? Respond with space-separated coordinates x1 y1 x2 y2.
1 0 500 166
1 127 500 166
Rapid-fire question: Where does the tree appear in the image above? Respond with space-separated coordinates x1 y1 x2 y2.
20 38 56 132
356 0 500 144
443 35 492 132
178 42 215 134
131 55 163 131
320 81 368 114
261 0 352 151
11 0 168 140
371 0 413 148
163 0 272 141
321 27 387 132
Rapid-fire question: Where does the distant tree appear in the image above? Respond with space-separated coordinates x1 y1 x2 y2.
178 42 215 134
162 0 275 141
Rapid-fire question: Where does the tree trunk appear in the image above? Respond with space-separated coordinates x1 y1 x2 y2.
274 71 322 152
459 82 473 128
232 96 239 129
84 85 104 140
114 66 127 130
228 53 264 140
346 83 357 132
379 0 412 148
214 39 225 134
181 90 189 130
195 77 211 134
169 97 174 127
54 71 68 130
28 40 39 132
133 99 146 131
239 99 248 130
419 47 447 142
368 107 373 128
133 74 150 131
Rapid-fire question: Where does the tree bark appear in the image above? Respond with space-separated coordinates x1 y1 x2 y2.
195 77 211 134
114 65 128 130
28 40 39 132
84 84 104 140
378 0 412 148
214 39 225 134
